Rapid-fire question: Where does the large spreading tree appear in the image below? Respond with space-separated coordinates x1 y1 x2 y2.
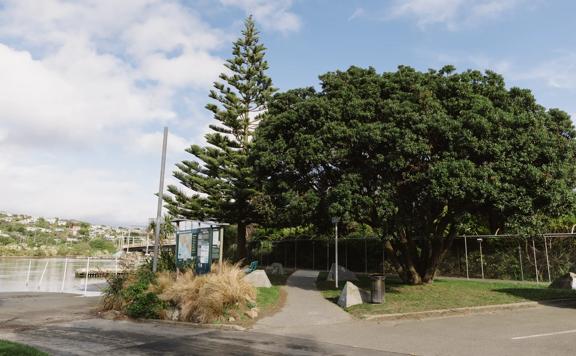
252 65 576 284
165 16 275 260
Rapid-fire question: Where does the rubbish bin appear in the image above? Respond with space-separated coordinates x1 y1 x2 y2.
370 274 385 303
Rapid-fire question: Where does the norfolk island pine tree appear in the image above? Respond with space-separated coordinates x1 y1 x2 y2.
165 16 275 261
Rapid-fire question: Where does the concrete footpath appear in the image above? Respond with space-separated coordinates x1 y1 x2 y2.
254 270 352 332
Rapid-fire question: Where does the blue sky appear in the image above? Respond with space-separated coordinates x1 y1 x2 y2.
0 0 574 226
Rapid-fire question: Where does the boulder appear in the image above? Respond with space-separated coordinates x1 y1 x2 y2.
164 307 180 321
337 281 370 308
244 308 259 319
244 270 272 288
265 262 284 275
550 272 576 289
327 263 358 282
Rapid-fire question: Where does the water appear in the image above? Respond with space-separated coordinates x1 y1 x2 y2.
0 257 118 295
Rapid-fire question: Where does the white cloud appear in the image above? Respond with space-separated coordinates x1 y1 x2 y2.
220 0 301 34
0 0 237 224
388 0 525 29
0 0 226 148
0 153 153 225
348 8 366 21
519 53 576 89
130 131 190 155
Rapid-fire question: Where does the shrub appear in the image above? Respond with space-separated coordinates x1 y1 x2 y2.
159 262 256 323
122 268 164 319
101 272 128 311
101 266 165 319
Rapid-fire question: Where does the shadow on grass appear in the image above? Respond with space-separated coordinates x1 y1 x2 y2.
493 288 576 308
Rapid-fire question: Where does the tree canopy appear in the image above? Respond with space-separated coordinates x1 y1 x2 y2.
252 65 576 284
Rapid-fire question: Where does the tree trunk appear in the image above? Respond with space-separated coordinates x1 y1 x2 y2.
236 223 248 262
388 227 457 285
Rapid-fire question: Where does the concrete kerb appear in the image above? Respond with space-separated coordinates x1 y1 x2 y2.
361 298 576 321
118 317 246 331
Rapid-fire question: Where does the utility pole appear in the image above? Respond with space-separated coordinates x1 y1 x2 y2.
153 127 168 272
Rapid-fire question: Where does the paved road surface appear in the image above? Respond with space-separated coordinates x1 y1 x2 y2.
5 276 576 355
0 292 400 355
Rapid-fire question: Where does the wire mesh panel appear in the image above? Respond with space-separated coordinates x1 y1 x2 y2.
249 234 576 282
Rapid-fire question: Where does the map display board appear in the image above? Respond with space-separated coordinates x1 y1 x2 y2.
176 226 221 274
177 231 194 261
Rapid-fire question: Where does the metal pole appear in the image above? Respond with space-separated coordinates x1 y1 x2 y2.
364 239 368 273
312 241 315 270
518 243 524 281
464 237 469 279
326 240 329 271
38 260 48 290
335 222 339 288
115 256 118 275
219 227 224 265
478 239 484 279
532 237 539 283
284 241 287 267
382 239 385 275
544 235 551 283
145 231 149 255
345 239 348 270
294 240 297 269
84 257 90 296
153 127 169 273
25 259 32 287
61 257 68 293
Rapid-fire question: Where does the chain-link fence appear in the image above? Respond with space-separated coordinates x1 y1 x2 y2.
248 234 576 282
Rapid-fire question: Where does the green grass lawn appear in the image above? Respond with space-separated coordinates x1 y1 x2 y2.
0 340 47 356
316 272 576 317
257 286 281 309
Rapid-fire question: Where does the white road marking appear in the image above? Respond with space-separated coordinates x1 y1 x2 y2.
512 329 576 340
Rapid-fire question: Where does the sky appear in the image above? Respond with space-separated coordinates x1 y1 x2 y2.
0 0 575 227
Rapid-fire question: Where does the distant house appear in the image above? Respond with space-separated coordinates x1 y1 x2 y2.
70 225 81 236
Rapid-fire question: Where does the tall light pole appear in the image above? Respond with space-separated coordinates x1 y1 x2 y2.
153 127 168 273
332 216 340 288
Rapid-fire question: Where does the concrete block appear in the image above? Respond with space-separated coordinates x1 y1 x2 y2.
244 270 272 288
550 272 576 289
265 262 284 275
337 281 370 308
327 263 358 282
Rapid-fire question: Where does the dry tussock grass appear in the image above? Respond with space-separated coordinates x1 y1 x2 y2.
158 262 256 323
